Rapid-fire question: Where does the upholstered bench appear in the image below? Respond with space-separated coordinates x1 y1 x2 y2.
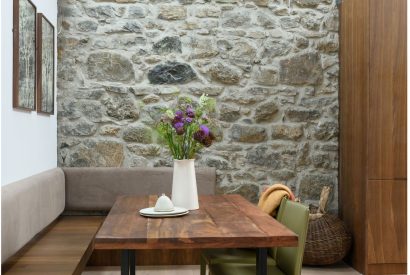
2 167 216 274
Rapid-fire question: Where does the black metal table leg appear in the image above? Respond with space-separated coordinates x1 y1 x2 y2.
129 250 136 275
256 248 268 275
121 250 130 275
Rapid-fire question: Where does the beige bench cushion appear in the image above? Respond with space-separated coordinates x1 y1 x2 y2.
63 167 216 211
1 168 65 263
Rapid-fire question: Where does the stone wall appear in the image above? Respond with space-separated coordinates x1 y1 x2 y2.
57 0 339 210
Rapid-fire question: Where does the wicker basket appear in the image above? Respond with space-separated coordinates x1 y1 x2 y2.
301 186 352 265
303 214 352 265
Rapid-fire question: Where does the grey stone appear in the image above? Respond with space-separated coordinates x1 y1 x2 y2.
142 94 161 104
216 0 238 3
77 21 98 32
246 146 281 168
128 6 146 18
122 22 143 33
231 124 267 143
256 12 277 29
255 101 279 122
209 62 241 84
229 41 257 63
95 0 137 2
87 52 135 83
68 141 124 167
102 95 139 120
148 62 197 84
280 17 300 29
272 125 304 140
205 156 230 170
252 66 278 86
251 0 269 6
317 34 339 53
188 86 224 96
127 144 161 156
294 0 321 7
153 36 182 55
261 40 291 60
324 9 339 31
122 125 153 143
219 183 260 203
224 87 272 105
219 104 241 122
311 152 332 168
79 101 104 122
314 120 338 140
85 6 119 19
297 142 310 166
61 120 97 137
295 35 309 49
158 5 187 20
222 11 251 28
300 11 323 31
196 6 221 18
299 173 335 200
270 169 296 181
99 125 121 136
285 107 321 122
280 52 323 85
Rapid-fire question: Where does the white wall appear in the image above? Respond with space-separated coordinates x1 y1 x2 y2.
1 0 57 185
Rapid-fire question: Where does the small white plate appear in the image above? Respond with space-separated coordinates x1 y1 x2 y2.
139 207 189 218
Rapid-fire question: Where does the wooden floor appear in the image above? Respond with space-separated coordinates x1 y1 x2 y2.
83 262 362 275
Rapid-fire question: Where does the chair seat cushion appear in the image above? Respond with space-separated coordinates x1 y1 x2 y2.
210 263 285 275
203 248 276 265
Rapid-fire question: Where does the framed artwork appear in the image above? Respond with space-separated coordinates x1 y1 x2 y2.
36 14 55 114
13 0 37 110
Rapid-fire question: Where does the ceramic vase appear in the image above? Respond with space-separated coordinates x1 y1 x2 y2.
171 159 199 210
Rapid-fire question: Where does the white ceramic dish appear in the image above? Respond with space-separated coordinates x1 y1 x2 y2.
139 207 189 218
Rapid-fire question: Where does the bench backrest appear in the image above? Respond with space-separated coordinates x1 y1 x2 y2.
1 168 65 263
63 167 216 211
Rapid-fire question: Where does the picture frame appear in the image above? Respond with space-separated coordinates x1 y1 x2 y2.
13 0 37 111
36 13 55 115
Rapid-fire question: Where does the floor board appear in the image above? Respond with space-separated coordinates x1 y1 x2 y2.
83 262 362 275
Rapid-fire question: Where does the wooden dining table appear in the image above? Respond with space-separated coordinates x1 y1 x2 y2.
94 194 298 275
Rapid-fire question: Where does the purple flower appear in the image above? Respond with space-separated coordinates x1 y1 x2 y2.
186 106 195 118
200 125 209 135
175 110 184 120
174 122 184 129
185 117 193 123
175 127 184 135
193 125 214 147
173 122 185 135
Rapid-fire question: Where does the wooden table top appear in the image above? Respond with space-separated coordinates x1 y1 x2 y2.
94 195 298 250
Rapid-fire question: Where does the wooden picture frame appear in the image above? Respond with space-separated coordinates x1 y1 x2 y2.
13 0 37 111
36 13 55 114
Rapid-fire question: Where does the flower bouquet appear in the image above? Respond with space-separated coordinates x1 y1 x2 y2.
156 94 216 210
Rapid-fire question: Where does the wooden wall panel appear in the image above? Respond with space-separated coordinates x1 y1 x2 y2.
367 180 407 264
339 0 369 272
368 0 407 180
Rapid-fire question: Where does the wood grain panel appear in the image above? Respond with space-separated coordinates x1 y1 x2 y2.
95 195 298 250
367 263 407 275
368 0 407 180
339 0 369 272
88 249 201 266
2 216 103 275
367 180 406 264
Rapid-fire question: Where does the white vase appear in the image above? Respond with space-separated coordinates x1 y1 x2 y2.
171 159 199 210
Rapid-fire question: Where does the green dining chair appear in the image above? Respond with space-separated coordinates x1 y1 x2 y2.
200 198 288 275
204 198 309 275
